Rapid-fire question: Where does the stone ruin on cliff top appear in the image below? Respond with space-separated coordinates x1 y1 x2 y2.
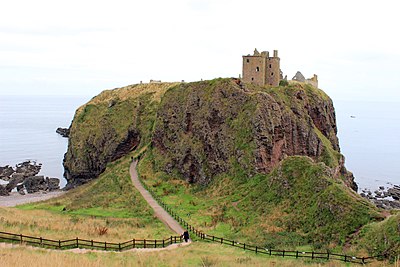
242 48 318 88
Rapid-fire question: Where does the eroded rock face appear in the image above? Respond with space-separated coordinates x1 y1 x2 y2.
152 80 353 188
64 128 140 188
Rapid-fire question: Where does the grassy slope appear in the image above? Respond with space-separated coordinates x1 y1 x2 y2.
139 151 381 250
12 154 173 240
354 212 400 261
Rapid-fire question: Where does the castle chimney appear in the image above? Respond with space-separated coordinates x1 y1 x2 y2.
273 50 278 57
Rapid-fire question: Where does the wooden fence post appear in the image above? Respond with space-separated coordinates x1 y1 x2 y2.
91 240 93 248
282 250 285 257
232 240 234 246
269 248 272 256
344 255 347 262
256 246 258 254
296 251 298 258
221 238 223 244
144 239 146 248
154 240 157 248
327 252 329 260
162 239 165 248
243 243 245 250
170 236 172 244
312 251 314 259
119 243 121 251
59 240 61 249
20 234 23 244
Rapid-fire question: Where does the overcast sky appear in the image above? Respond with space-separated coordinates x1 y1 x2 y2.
1 0 399 102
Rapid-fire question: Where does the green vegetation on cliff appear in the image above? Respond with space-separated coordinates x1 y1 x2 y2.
64 82 179 187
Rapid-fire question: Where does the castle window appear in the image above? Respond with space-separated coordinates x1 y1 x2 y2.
271 72 274 76
269 64 272 68
256 67 260 72
251 78 254 81
246 59 250 63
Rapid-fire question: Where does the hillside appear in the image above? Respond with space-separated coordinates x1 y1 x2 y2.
62 78 387 250
65 79 355 189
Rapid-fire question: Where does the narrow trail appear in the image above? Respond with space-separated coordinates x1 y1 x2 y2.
129 160 186 235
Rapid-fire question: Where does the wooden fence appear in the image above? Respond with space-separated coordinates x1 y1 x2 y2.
0 231 182 251
141 180 385 265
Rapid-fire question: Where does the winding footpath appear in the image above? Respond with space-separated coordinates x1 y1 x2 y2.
129 160 186 235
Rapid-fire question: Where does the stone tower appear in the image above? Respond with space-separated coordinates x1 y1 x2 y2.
242 48 280 87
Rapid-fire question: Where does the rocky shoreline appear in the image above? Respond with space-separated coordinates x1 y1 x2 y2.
360 184 400 210
0 161 60 196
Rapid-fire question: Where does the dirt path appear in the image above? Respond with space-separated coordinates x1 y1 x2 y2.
129 160 186 235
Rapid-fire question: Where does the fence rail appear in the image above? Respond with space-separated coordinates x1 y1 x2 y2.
0 231 183 252
139 175 385 265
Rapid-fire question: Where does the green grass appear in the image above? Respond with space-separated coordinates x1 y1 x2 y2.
17 154 173 239
1 241 373 267
139 151 382 251
354 212 400 261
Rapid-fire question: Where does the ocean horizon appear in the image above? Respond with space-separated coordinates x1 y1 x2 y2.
0 95 398 191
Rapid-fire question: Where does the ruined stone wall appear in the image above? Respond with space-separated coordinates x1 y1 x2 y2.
266 57 280 86
242 55 266 86
306 74 318 88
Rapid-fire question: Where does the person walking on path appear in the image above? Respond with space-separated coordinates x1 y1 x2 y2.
182 231 190 242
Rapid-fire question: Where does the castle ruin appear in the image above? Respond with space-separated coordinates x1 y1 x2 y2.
242 48 318 88
242 49 281 87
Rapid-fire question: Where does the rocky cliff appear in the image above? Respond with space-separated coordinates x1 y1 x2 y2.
64 78 355 190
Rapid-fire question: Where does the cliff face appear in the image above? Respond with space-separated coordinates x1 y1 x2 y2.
152 79 355 189
64 78 356 190
63 82 178 188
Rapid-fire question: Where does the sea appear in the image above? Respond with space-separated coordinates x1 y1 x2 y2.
0 95 90 188
0 95 398 191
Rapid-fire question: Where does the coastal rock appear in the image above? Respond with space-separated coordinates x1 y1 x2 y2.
360 185 400 210
0 162 60 195
17 184 25 195
388 186 400 200
47 177 60 191
15 161 41 177
24 176 48 193
0 165 14 181
5 174 24 192
0 185 9 196
23 176 60 193
56 127 70 138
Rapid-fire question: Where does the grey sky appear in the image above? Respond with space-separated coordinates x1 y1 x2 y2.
1 0 399 102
